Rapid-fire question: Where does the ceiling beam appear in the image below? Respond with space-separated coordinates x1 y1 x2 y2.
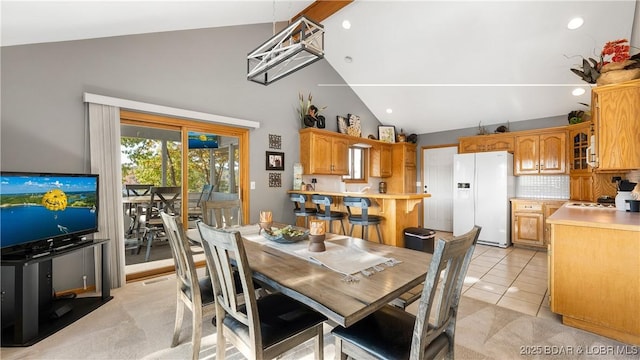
291 0 353 23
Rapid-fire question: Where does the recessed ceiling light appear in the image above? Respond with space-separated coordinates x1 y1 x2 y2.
567 17 584 30
386 108 393 114
344 56 353 63
342 20 351 30
572 87 586 96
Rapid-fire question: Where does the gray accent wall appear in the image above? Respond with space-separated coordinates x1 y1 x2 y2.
1 23 379 290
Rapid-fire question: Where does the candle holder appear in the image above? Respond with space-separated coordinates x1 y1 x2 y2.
259 210 273 234
308 234 326 252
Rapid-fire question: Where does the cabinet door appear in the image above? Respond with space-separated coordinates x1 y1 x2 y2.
514 135 539 175
404 165 417 193
569 123 591 173
331 137 350 175
370 144 392 177
539 132 566 174
311 134 334 174
595 84 640 170
513 211 544 247
404 145 417 166
570 175 593 201
459 138 485 153
543 203 563 246
487 137 514 152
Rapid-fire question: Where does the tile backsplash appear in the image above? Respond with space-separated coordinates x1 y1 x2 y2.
515 175 570 199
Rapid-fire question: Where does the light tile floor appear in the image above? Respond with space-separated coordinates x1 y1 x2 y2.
462 243 555 319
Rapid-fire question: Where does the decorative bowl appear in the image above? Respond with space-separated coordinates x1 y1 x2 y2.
262 225 309 243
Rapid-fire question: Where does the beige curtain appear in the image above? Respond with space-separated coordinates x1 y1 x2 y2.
88 103 126 288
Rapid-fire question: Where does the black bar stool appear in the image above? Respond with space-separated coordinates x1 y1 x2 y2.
290 193 317 228
311 194 346 234
343 197 384 243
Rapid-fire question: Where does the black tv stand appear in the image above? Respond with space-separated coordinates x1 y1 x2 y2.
1 239 112 347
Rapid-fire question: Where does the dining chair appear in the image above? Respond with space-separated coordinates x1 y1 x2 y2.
160 212 215 360
311 194 346 234
124 184 154 234
188 184 214 221
332 225 481 360
290 193 317 228
196 222 327 360
201 199 243 229
343 196 384 243
138 186 181 261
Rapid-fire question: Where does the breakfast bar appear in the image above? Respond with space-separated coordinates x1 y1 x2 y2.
288 190 431 248
547 203 640 345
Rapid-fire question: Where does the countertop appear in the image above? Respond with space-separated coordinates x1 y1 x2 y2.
510 198 569 202
288 190 431 200
547 202 640 231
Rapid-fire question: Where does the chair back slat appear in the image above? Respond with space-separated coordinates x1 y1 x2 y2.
125 184 153 196
290 193 309 211
202 199 243 228
196 184 214 208
150 186 181 215
410 225 481 359
197 222 259 339
161 212 201 303
311 194 333 216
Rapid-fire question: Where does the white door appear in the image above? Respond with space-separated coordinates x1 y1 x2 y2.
422 146 457 231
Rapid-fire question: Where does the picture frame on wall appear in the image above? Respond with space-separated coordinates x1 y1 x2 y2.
378 125 396 143
266 151 285 171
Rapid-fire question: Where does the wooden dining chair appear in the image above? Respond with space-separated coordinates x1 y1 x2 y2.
332 225 481 360
196 222 327 360
201 199 243 229
188 184 214 221
138 186 181 261
160 212 215 360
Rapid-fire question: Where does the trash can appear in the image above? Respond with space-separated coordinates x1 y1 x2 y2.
404 227 436 254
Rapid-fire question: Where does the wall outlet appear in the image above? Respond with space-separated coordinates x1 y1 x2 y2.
250 181 256 189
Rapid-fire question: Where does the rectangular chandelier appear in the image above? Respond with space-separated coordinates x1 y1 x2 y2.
247 16 324 85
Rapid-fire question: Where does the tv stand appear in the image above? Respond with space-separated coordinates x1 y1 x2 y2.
1 239 112 346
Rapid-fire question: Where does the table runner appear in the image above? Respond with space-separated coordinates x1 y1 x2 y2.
236 225 397 276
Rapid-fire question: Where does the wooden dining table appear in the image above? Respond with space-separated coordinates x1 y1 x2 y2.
186 227 431 328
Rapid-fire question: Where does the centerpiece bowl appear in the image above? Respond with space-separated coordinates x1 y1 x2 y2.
261 225 309 243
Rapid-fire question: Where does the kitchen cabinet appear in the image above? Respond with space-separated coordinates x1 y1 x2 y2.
299 129 349 175
568 121 591 174
591 79 640 171
511 199 566 249
370 143 392 177
514 131 567 175
569 175 593 201
388 142 417 193
458 134 514 153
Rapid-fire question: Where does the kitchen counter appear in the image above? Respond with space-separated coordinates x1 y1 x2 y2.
288 190 431 247
547 202 640 231
547 202 640 345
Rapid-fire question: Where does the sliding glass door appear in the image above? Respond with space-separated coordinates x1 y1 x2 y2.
119 110 249 276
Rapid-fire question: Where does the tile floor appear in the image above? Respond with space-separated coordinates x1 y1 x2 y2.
461 243 555 319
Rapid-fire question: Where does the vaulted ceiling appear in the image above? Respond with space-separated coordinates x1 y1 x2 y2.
2 1 638 134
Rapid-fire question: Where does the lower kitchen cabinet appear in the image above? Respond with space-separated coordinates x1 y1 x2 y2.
511 199 566 249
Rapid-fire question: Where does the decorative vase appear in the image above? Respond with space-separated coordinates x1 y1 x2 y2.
308 234 326 252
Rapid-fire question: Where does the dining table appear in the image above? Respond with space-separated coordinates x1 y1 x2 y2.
185 225 432 328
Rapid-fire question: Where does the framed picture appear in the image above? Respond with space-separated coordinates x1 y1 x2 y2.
266 151 285 171
378 125 396 143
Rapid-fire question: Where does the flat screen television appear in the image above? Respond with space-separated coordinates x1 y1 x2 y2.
0 172 99 257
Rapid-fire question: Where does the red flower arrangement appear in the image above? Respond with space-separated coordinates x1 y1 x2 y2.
571 38 640 84
600 39 631 66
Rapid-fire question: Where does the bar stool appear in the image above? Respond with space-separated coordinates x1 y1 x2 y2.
311 194 346 234
343 197 384 243
290 193 316 228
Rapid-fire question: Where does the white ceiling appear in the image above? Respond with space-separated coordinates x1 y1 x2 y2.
2 1 638 135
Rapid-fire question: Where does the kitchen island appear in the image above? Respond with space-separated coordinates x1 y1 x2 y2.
547 203 640 345
288 190 431 247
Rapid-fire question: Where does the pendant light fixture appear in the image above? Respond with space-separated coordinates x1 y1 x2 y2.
247 15 324 85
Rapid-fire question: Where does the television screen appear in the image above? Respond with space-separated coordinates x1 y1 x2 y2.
0 172 99 254
188 132 218 149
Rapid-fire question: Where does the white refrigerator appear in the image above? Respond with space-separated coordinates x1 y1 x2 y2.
453 151 514 247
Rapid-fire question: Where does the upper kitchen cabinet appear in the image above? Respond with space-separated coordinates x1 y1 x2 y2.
568 121 592 174
591 79 640 171
514 131 567 175
458 133 514 154
370 142 392 177
388 142 417 193
299 128 349 175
